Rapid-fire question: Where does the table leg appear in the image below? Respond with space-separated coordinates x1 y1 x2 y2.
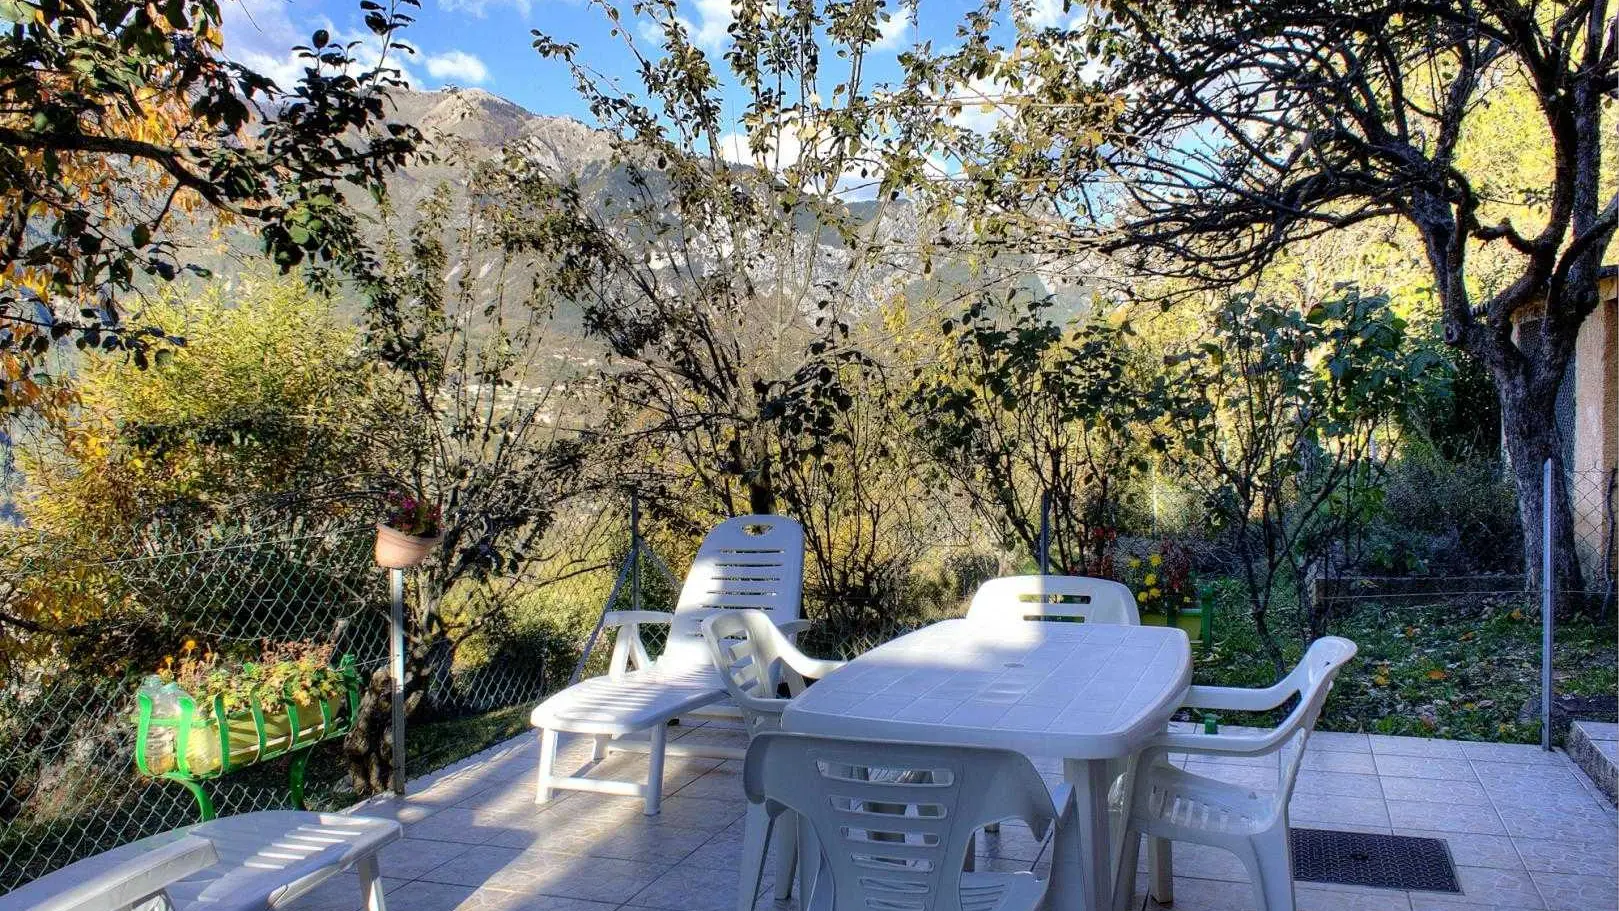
1148 836 1173 903
1055 758 1115 911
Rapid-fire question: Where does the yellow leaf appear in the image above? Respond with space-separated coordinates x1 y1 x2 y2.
1373 675 1389 686
1426 670 1447 680
1509 609 1524 621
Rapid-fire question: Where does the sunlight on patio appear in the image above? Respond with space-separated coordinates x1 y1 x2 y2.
284 718 1616 911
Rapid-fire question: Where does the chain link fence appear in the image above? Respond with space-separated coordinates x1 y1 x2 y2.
0 491 602 893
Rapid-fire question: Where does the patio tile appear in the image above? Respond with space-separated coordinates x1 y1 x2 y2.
1300 750 1379 774
1459 743 1567 766
1385 799 1505 836
446 889 621 911
1295 770 1383 799
1307 731 1372 753
334 731 1619 911
377 837 476 880
642 795 748 831
626 860 744 911
1297 884 1414 910
1447 865 1546 908
1478 771 1610 813
1407 895 1538 911
1372 735 1467 759
486 817 713 864
1289 792 1392 828
376 882 483 911
1496 804 1617 841
1374 755 1477 781
1527 870 1619 911
478 850 671 904
1394 829 1521 870
668 763 746 801
407 807 519 845
1510 836 1618 875
1380 776 1489 805
1149 840 1248 882
1130 873 1257 911
419 844 530 887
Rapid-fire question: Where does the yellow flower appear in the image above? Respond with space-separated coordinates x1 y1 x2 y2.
1149 554 1162 566
1148 587 1161 598
182 639 197 653
1127 558 1141 569
1144 573 1157 586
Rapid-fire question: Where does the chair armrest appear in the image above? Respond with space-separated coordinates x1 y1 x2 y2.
785 654 845 682
601 610 673 629
1145 729 1288 759
1180 683 1298 713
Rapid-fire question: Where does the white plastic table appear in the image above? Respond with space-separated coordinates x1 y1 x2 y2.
781 618 1192 911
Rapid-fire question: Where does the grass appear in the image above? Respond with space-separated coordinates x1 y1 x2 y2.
406 704 534 773
1193 582 1618 742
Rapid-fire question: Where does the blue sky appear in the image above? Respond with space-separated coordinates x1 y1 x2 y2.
218 0 1084 126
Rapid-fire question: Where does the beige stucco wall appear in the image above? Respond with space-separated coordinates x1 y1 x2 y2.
1570 275 1617 575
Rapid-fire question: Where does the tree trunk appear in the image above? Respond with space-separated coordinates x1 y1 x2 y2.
1498 376 1586 615
344 645 432 795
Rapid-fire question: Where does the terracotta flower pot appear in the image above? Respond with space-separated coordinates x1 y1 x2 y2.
374 522 440 569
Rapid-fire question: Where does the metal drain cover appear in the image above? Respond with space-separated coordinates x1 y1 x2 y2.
1290 827 1461 893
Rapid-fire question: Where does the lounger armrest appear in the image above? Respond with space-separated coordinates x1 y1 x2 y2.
604 612 668 676
601 610 674 629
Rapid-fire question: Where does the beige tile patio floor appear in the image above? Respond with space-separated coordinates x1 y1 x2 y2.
287 719 1617 911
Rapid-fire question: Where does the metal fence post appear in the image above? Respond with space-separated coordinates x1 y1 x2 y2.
1541 458 1554 752
630 493 642 613
390 566 408 793
1038 490 1051 574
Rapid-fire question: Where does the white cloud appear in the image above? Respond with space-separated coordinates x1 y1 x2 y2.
424 49 490 84
437 0 531 18
948 75 1013 134
685 0 733 50
871 10 910 51
219 0 436 89
220 0 314 87
1024 0 1090 31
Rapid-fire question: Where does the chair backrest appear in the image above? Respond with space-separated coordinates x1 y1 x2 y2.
966 575 1140 626
662 515 805 667
702 609 805 737
1273 636 1358 798
744 733 1058 911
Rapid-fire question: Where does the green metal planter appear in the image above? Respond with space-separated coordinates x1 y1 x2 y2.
134 655 361 820
1139 588 1213 648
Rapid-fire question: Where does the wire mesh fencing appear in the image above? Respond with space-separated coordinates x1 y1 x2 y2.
0 494 595 893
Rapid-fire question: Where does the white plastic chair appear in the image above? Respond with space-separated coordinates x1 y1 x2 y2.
1114 636 1358 911
703 609 845 911
966 575 1141 626
531 515 806 814
743 732 1072 911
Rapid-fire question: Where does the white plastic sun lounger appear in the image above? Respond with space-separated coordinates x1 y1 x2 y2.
0 810 400 911
531 515 806 814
